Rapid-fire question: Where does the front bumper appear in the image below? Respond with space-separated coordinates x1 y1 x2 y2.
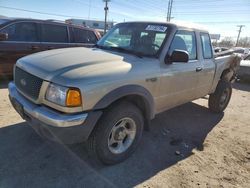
8 82 102 144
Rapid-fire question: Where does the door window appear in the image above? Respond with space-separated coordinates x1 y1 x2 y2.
87 30 98 43
169 30 197 60
1 22 38 42
200 33 213 59
154 33 166 47
41 24 68 43
72 28 97 44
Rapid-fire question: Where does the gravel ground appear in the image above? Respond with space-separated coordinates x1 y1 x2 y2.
0 81 249 188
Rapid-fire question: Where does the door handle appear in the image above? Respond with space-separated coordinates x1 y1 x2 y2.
30 46 39 50
196 67 203 72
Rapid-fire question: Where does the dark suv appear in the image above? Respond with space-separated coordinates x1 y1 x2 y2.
0 18 101 76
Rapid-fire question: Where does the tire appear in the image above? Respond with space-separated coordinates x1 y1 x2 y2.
88 101 144 165
208 80 232 113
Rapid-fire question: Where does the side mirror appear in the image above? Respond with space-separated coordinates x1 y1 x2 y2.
165 50 189 64
0 33 8 41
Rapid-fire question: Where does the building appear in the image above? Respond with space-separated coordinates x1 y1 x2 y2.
65 19 114 31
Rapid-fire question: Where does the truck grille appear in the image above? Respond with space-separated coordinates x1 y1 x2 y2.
14 67 43 100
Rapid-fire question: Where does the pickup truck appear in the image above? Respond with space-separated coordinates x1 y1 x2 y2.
8 22 241 165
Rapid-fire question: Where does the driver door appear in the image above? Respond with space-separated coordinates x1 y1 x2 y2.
157 30 199 113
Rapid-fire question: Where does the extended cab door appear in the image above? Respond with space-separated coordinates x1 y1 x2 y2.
0 21 41 76
157 30 199 112
195 32 215 97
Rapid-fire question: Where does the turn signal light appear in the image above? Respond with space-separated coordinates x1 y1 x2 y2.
66 89 82 107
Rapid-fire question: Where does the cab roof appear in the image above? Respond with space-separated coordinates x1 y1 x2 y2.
119 21 209 33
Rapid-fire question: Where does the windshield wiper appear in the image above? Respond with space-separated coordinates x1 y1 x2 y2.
108 46 143 58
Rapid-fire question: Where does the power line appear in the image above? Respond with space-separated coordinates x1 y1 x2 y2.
0 5 92 19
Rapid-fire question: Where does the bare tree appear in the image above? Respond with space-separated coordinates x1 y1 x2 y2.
237 37 250 48
219 37 235 48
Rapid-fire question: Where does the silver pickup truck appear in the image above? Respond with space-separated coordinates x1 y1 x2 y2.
8 22 240 164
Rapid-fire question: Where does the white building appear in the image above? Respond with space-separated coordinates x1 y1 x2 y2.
65 19 114 31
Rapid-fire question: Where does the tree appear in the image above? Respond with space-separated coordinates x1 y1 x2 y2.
219 37 235 48
237 37 250 48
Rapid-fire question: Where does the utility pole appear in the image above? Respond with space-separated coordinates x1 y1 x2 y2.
167 0 170 22
167 0 173 22
235 25 245 47
103 0 110 34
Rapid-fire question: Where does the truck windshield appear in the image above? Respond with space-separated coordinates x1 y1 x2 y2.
97 23 168 57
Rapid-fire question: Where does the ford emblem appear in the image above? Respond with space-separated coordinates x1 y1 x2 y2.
20 78 27 86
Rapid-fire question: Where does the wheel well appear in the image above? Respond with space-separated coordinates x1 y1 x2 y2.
105 94 152 130
220 68 234 82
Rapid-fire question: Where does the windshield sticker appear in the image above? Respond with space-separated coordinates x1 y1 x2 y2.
145 25 167 32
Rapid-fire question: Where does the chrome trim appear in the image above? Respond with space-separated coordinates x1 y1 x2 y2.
8 82 87 127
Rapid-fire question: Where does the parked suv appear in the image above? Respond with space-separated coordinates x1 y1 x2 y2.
0 18 101 76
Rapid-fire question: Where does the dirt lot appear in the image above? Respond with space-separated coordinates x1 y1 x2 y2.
0 81 249 188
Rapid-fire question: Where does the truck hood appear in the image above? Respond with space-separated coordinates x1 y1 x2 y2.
17 47 144 86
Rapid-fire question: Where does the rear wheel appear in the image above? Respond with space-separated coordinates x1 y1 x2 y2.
208 80 232 113
88 101 144 165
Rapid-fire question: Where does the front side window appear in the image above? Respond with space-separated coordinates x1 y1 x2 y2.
201 33 213 59
73 28 88 43
169 30 197 60
72 28 97 44
41 24 68 43
1 22 38 42
97 23 168 56
87 31 98 43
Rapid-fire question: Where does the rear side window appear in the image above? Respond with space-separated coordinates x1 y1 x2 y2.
1 22 38 42
169 30 197 60
41 24 68 43
72 28 97 44
200 33 213 59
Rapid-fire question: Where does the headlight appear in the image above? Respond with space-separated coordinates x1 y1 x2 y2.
45 83 82 107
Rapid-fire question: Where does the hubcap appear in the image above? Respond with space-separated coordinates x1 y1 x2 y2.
108 117 136 154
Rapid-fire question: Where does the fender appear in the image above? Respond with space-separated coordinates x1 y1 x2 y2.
93 85 155 120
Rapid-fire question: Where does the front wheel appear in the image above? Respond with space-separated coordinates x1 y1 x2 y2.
88 101 144 165
208 80 232 113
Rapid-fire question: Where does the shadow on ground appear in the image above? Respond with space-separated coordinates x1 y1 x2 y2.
0 102 223 188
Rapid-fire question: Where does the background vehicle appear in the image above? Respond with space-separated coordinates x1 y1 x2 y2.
8 22 240 165
237 54 250 82
214 47 229 53
0 18 101 76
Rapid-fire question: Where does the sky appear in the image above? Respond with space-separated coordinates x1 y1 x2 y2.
0 0 249 40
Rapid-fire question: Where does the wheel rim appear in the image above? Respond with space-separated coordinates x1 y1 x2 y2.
108 117 137 154
219 88 230 107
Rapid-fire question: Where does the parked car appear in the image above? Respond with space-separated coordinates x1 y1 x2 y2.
237 54 250 82
0 18 101 76
214 47 229 53
8 21 241 165
231 47 249 59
